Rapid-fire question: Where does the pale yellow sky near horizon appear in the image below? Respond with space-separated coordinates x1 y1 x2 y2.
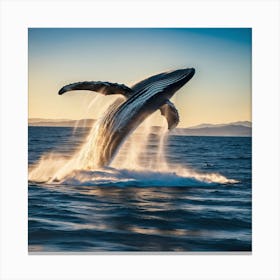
29 28 251 128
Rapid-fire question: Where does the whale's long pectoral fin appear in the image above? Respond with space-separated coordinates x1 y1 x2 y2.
160 100 179 130
58 81 133 98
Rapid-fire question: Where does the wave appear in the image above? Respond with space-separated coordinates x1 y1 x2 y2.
29 166 238 188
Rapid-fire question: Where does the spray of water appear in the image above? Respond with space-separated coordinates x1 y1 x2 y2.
29 95 119 182
28 95 237 185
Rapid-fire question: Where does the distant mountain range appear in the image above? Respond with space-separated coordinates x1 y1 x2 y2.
175 121 252 136
28 119 252 137
28 118 95 127
172 123 251 137
187 121 252 129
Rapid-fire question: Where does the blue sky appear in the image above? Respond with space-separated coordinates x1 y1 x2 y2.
29 28 251 127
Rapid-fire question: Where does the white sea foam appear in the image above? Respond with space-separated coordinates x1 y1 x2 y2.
52 167 237 187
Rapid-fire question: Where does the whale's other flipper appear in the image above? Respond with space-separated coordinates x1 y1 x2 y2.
58 81 133 98
160 100 179 130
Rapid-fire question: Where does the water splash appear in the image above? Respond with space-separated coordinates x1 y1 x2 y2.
28 95 238 186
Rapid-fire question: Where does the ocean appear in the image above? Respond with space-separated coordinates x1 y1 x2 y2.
28 126 252 252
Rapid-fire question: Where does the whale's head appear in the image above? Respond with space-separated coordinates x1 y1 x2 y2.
131 67 195 99
129 68 195 114
158 68 195 100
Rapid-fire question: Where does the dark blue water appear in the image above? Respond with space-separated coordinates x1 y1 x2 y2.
28 126 251 252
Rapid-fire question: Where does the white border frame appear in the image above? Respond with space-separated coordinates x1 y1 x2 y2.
1 0 279 279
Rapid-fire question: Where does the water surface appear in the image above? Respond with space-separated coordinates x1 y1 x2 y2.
28 127 251 252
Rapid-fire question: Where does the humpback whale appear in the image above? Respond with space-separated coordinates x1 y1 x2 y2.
59 68 195 168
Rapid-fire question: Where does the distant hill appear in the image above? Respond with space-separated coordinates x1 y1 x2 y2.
28 118 95 127
188 121 252 129
177 121 252 136
172 124 251 137
28 118 252 136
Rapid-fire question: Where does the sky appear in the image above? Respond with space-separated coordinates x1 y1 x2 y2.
28 28 251 127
